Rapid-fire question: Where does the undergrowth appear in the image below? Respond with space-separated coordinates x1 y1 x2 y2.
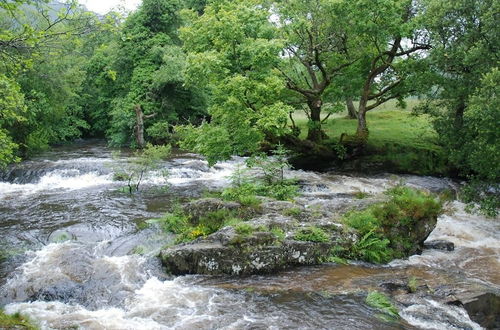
334 186 443 263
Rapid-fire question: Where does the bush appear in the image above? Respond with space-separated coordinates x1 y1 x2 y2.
348 230 392 263
151 208 244 244
294 226 330 243
341 186 443 262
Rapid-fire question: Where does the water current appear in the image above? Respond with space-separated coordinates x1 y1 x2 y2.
0 140 498 329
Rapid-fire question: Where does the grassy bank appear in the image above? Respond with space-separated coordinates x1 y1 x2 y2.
291 101 449 175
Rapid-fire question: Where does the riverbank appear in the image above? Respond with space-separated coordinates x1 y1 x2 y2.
290 107 450 176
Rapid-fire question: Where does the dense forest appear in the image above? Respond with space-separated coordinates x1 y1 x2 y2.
0 0 498 214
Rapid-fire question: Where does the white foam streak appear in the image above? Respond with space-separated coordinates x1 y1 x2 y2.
0 170 112 198
4 277 230 330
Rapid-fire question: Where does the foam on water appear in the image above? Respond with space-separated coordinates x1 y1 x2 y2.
391 201 500 287
0 170 113 198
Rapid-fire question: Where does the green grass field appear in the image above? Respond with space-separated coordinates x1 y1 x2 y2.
291 100 448 175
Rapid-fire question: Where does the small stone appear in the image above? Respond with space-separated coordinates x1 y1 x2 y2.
424 240 455 251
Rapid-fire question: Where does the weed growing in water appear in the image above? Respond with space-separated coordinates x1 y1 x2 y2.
365 291 399 319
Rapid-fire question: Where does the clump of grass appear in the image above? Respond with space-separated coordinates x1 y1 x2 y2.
365 291 399 319
294 226 330 243
408 276 418 293
283 207 302 217
150 209 244 244
270 227 286 240
234 223 256 236
354 191 369 199
0 310 38 330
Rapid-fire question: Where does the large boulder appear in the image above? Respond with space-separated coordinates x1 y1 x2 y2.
160 238 333 276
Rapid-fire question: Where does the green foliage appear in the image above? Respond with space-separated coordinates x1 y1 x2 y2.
234 223 257 236
221 149 299 203
150 211 190 234
0 310 38 330
111 143 171 193
349 230 392 264
294 227 330 243
354 191 369 199
340 186 443 263
247 144 291 185
417 0 499 199
270 227 286 241
177 0 291 163
283 207 302 217
460 180 499 218
151 208 244 244
408 277 418 293
365 291 399 319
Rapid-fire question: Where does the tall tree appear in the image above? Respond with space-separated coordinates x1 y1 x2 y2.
273 0 355 142
344 0 430 140
418 0 499 175
178 0 291 164
106 0 205 147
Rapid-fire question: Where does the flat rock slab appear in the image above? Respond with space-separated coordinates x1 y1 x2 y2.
160 240 332 275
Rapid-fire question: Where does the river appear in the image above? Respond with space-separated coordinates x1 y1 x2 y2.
0 140 498 329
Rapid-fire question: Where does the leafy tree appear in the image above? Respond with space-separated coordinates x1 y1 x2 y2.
0 74 25 167
106 0 205 147
112 143 171 193
273 0 356 141
343 0 430 140
0 0 100 161
416 0 499 215
178 0 291 164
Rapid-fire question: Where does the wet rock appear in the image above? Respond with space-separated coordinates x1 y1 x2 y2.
182 159 209 172
424 240 455 251
182 198 241 222
460 292 500 329
380 281 410 294
31 281 84 303
260 201 299 214
161 240 333 276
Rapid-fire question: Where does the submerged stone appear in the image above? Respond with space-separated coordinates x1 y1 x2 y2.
424 240 455 251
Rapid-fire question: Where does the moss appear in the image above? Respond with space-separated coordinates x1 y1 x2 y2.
365 291 399 319
0 310 38 330
294 226 330 243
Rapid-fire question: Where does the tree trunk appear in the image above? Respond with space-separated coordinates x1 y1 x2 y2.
454 101 465 129
134 104 145 149
306 98 326 142
356 101 369 142
346 97 358 119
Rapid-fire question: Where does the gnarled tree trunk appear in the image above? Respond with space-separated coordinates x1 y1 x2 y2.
306 98 327 142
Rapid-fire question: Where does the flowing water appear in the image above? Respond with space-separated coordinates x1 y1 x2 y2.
0 140 498 329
